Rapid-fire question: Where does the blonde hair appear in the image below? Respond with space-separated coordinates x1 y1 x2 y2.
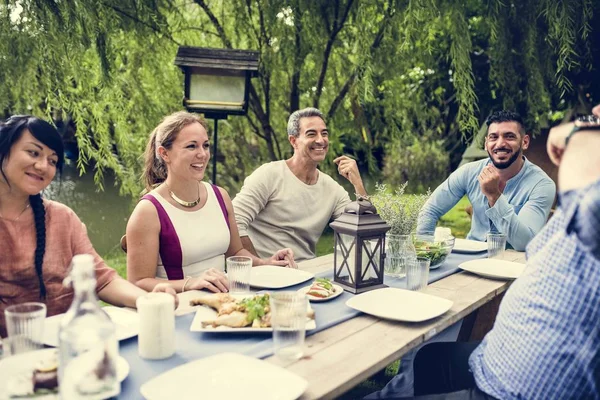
142 111 209 192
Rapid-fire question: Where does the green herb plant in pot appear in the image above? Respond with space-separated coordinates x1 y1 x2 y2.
371 183 431 278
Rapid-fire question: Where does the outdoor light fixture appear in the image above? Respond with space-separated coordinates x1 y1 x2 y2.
174 46 259 183
330 199 391 294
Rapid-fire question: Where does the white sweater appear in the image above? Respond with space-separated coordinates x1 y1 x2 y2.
232 161 351 262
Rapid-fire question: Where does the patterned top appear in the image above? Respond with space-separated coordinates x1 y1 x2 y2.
0 200 117 337
469 178 600 399
417 157 556 250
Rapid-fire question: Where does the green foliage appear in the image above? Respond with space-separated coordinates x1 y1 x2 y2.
371 183 431 235
438 196 472 239
382 138 449 194
0 0 598 196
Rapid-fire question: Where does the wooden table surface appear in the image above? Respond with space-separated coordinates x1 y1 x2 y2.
266 251 526 400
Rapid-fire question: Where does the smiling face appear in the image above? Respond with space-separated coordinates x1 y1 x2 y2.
289 116 329 163
1 129 59 196
158 122 210 181
485 121 530 170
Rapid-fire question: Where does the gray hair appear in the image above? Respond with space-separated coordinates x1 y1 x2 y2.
287 107 325 137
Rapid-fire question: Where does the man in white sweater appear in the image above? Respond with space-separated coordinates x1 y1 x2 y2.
232 107 368 262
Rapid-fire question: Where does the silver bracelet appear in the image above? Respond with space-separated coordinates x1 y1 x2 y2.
182 276 192 292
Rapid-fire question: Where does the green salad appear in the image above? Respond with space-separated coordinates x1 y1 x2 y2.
413 240 450 267
238 293 271 323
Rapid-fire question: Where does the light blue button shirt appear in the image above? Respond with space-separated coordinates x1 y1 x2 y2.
417 157 556 251
469 178 600 399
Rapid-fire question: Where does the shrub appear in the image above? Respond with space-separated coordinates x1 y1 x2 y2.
382 139 449 194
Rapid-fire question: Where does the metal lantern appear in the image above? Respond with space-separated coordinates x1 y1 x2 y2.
329 199 391 294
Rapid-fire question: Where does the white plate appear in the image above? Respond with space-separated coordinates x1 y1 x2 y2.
459 258 525 280
140 352 307 400
250 266 314 289
346 288 453 322
452 238 488 254
0 348 129 400
298 283 344 302
42 306 139 347
189 294 316 332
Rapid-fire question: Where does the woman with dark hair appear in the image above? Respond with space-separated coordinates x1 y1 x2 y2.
0 115 176 337
126 111 296 294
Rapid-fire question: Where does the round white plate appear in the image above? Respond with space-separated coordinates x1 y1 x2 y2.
298 283 344 302
140 352 307 400
0 348 129 400
452 238 488 254
43 306 139 347
459 258 525 280
346 288 453 322
249 266 314 289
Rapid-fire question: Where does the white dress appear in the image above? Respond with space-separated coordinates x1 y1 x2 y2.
148 182 230 279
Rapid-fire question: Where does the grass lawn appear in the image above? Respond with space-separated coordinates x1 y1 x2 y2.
101 198 471 398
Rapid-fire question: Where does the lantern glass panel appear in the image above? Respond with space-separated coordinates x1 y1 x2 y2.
360 238 382 282
336 233 374 284
189 73 245 110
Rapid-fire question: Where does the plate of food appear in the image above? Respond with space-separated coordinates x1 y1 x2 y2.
0 348 129 400
249 266 314 289
189 293 316 332
43 306 139 347
413 234 455 269
298 278 344 302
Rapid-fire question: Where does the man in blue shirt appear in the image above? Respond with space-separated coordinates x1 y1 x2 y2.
417 110 556 250
390 104 600 399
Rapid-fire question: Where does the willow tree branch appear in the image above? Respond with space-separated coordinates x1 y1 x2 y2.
193 0 233 48
327 1 394 119
314 0 354 109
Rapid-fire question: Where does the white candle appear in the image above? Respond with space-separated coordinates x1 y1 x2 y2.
136 292 175 360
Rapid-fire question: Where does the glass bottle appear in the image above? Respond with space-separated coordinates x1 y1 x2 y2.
58 254 119 399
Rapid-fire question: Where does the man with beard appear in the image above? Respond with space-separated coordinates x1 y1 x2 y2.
417 110 556 250
232 107 367 262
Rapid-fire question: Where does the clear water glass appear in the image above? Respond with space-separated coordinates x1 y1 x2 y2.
385 234 416 278
270 292 307 361
406 257 430 291
4 302 46 355
487 233 507 259
227 256 252 294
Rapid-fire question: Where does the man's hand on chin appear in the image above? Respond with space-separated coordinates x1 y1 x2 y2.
478 165 502 207
334 155 367 196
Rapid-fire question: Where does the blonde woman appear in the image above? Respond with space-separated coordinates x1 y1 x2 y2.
126 111 296 294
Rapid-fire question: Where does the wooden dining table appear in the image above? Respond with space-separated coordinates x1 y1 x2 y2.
265 250 526 400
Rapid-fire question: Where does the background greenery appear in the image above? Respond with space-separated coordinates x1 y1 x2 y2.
1 0 598 197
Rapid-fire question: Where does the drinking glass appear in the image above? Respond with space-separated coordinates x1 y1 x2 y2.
226 256 252 294
270 292 307 361
5 302 47 355
487 233 507 259
406 257 430 291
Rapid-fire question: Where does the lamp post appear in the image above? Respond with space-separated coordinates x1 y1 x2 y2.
174 47 259 184
329 199 391 294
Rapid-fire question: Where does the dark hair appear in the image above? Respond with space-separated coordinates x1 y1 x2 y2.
0 115 65 299
485 110 526 136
